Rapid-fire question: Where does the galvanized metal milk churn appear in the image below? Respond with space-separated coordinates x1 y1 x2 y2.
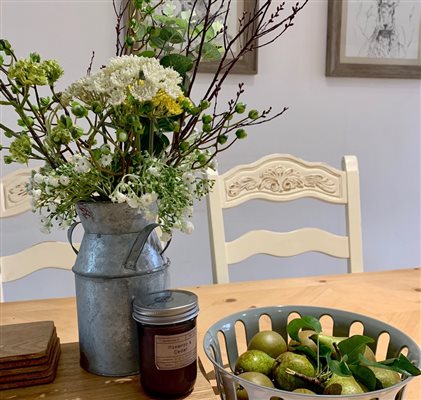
68 201 170 376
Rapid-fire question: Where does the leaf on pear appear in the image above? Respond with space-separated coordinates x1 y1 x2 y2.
359 353 421 376
337 335 374 364
326 352 352 377
287 316 322 342
350 365 377 391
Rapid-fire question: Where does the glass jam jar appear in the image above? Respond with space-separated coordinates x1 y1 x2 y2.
132 289 199 397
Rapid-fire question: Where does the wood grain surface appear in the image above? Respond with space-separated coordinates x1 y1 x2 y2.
0 343 215 399
1 268 420 399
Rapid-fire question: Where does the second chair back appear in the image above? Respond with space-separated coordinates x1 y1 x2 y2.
206 154 363 283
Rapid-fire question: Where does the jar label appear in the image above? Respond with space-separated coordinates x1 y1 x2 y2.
154 326 197 370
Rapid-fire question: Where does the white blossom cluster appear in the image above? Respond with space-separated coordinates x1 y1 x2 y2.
64 55 183 106
27 152 210 237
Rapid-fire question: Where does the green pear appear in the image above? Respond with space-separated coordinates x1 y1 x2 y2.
324 375 366 395
272 351 316 391
369 366 401 388
248 330 287 359
292 388 316 394
236 372 275 400
318 334 376 361
234 350 275 376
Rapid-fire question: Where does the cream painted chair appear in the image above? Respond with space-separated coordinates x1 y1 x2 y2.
0 168 78 301
206 154 363 283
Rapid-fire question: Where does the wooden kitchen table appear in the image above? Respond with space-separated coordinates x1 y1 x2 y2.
1 268 420 399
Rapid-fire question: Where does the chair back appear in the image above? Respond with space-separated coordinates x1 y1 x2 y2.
0 168 78 301
206 154 363 283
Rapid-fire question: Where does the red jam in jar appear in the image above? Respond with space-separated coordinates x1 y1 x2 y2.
132 290 199 397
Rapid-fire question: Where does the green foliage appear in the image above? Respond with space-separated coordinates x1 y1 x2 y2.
287 316 421 394
287 316 322 342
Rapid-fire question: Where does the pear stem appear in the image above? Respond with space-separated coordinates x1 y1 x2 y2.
285 368 325 389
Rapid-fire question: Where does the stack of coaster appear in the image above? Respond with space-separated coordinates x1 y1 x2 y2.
0 321 61 390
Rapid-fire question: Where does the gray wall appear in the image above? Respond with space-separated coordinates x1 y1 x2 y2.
1 1 420 301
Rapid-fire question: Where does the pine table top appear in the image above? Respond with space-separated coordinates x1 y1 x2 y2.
1 268 420 399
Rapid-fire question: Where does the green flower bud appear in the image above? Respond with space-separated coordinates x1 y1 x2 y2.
0 55 3 66
30 52 41 63
191 107 201 116
49 126 72 146
91 101 103 114
172 122 180 133
9 134 32 163
200 100 211 109
117 130 128 142
60 115 73 128
197 153 207 165
3 130 13 138
40 97 51 107
42 60 64 84
4 155 13 164
202 114 213 124
17 116 34 127
71 103 87 118
235 128 247 139
217 135 228 145
0 39 12 50
70 126 84 139
100 144 111 154
179 141 189 152
235 102 246 114
202 123 212 133
125 36 135 46
248 109 259 120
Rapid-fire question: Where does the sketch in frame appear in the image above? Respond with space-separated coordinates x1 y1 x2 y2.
326 0 421 78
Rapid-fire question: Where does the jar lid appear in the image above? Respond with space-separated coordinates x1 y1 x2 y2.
132 289 199 325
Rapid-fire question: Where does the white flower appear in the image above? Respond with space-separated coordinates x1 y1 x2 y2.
147 166 160 177
47 203 57 213
100 154 113 167
33 173 44 184
47 176 59 187
73 155 91 173
112 191 127 204
141 192 158 207
31 189 41 200
181 220 194 234
59 175 70 186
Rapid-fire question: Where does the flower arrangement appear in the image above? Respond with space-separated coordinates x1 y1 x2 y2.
0 0 308 237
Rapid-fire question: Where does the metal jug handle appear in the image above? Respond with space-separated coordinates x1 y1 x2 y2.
124 223 168 271
67 221 81 255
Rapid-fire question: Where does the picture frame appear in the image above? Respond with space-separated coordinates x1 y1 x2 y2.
198 0 258 75
326 0 421 79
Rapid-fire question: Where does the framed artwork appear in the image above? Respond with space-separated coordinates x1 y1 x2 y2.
326 0 421 78
196 0 258 74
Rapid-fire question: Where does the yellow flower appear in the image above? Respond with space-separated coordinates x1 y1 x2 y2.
151 89 183 116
